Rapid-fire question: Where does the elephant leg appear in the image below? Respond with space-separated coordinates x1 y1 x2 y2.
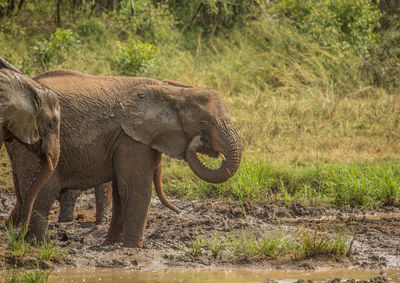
114 140 156 248
8 154 22 226
95 182 111 225
57 188 81 223
105 179 123 243
28 178 61 242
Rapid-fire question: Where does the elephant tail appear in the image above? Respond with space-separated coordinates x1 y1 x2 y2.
154 152 180 214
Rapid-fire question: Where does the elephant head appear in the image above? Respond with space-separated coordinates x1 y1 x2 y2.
119 82 241 184
0 57 60 225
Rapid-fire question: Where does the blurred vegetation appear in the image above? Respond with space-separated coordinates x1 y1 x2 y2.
0 0 400 207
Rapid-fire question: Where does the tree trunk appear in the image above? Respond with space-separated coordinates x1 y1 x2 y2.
130 0 134 16
56 0 62 26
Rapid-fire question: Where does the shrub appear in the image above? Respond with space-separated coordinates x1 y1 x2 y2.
110 39 158 75
269 0 382 54
33 28 80 70
362 26 400 89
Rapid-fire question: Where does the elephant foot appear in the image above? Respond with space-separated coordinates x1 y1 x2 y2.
105 231 122 244
95 203 110 225
8 202 23 227
123 241 143 248
58 213 74 223
27 212 48 243
95 213 109 225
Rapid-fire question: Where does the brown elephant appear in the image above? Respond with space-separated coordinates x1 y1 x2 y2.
7 70 241 247
0 57 60 226
57 183 113 224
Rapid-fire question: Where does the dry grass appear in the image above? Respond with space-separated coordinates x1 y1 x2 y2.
158 20 400 163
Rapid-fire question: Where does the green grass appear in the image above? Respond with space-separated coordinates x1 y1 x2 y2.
226 232 286 259
4 224 31 259
295 229 350 259
163 157 400 209
185 229 351 260
35 238 68 262
2 224 69 267
1 269 50 283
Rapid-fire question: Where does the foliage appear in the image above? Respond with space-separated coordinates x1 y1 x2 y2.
188 234 205 257
109 39 158 76
362 25 400 88
295 229 350 258
2 223 69 268
184 229 350 260
2 269 50 283
164 159 400 209
32 29 80 71
167 0 263 32
226 231 285 259
116 0 177 44
4 224 31 259
35 239 68 262
269 0 382 54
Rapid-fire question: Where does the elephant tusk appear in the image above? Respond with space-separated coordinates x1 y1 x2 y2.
219 152 226 162
46 154 54 171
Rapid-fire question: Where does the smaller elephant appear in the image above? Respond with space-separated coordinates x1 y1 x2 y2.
57 153 179 224
57 183 112 224
0 57 61 227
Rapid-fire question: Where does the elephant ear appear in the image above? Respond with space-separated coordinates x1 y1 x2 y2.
119 85 189 159
0 74 43 145
0 57 23 74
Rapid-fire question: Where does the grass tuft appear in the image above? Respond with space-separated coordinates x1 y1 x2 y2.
185 229 351 261
295 229 350 259
1 269 50 283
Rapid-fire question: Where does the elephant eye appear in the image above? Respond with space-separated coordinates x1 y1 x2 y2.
47 116 57 130
200 121 208 127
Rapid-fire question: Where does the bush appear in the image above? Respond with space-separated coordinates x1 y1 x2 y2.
362 26 400 89
167 0 262 33
269 0 382 54
109 39 158 76
33 28 80 70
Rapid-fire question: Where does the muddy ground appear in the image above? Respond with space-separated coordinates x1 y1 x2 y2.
0 191 400 281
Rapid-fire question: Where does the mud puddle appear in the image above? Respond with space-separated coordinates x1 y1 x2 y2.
49 268 400 283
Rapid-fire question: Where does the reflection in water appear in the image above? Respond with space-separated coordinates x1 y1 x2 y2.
49 268 400 283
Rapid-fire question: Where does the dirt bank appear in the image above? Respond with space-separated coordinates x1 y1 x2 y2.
1 191 400 274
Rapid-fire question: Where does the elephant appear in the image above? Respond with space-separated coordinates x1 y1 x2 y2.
57 183 112 224
7 69 241 247
0 57 60 227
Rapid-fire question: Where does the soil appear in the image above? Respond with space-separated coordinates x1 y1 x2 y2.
1 191 400 282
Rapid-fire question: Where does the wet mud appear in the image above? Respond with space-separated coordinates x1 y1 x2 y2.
1 191 400 281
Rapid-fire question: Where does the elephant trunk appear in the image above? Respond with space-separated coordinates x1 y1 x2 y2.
186 120 241 184
42 131 60 172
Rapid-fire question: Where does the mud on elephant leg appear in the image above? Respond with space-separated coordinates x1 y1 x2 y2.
114 140 155 248
95 182 112 225
28 179 62 242
57 188 80 223
105 179 123 244
57 184 112 224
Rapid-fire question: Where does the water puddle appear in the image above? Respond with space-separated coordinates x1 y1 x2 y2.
49 268 400 282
